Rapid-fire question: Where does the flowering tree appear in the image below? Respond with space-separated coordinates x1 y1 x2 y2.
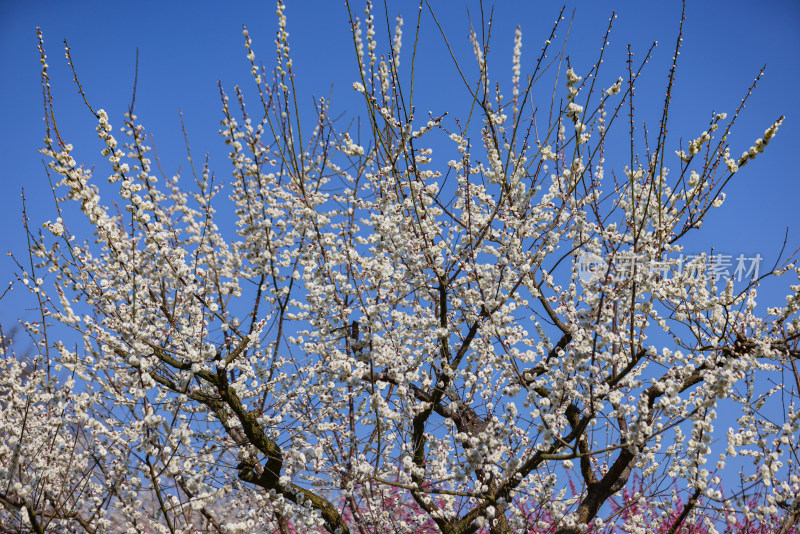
3 1 800 533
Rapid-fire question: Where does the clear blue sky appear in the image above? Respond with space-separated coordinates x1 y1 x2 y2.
2 0 800 326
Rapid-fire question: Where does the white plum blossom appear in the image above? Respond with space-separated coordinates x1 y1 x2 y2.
7 6 797 534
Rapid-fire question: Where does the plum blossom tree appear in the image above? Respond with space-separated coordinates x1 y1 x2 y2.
3 1 800 533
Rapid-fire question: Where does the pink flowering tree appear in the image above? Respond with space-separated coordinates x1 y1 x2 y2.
3 1 799 533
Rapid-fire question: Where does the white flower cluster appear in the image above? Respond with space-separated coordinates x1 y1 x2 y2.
565 67 581 101
605 76 623 96
341 132 365 156
730 116 784 172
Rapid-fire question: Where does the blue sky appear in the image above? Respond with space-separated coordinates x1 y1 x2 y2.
2 0 799 324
